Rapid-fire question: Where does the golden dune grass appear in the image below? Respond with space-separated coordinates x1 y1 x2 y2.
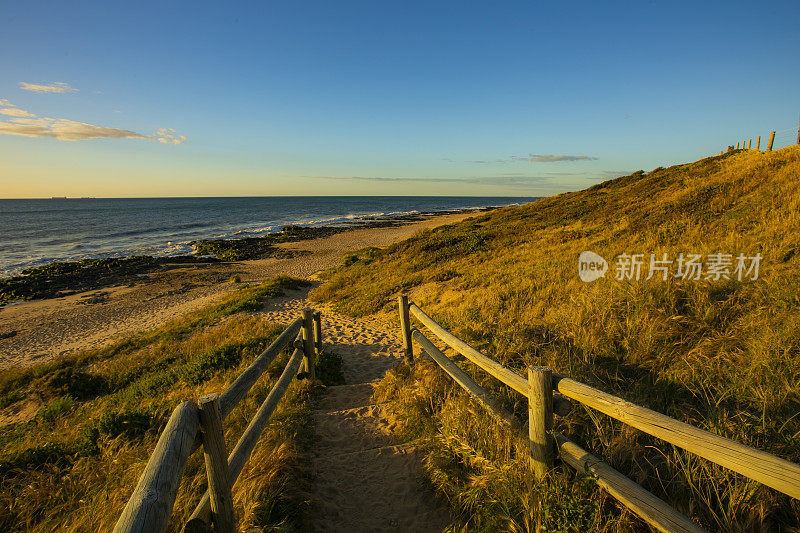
0 277 320 532
312 146 800 530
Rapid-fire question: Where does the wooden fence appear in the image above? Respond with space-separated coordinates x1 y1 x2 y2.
721 116 800 154
113 308 323 533
398 295 800 533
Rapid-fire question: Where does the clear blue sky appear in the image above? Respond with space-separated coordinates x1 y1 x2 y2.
1 0 798 198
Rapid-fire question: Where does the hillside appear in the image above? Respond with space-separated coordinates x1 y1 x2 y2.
311 146 800 530
0 277 325 532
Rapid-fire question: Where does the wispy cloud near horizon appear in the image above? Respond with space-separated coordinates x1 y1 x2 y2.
448 153 599 165
19 81 79 94
511 154 597 163
521 154 597 162
0 100 186 143
314 175 550 188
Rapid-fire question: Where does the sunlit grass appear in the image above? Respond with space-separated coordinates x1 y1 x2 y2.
0 275 325 532
312 146 800 530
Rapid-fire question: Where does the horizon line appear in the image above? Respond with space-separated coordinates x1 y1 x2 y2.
0 194 544 200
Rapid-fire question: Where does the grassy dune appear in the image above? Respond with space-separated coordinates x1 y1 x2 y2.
312 146 800 531
0 276 335 532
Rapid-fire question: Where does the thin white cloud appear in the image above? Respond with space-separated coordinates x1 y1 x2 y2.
0 107 34 117
19 81 79 94
0 99 14 107
0 117 147 140
520 154 598 162
315 175 550 188
0 100 185 143
449 153 599 164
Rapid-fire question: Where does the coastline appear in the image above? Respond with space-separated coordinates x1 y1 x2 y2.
0 210 477 369
0 206 503 303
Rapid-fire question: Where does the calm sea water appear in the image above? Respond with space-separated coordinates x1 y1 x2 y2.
0 196 532 277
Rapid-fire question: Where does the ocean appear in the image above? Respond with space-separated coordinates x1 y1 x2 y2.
0 196 532 277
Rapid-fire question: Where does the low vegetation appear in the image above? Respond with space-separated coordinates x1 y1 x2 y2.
190 217 424 261
0 275 339 532
0 255 220 305
312 146 800 530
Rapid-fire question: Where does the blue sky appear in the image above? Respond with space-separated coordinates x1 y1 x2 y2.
1 0 798 198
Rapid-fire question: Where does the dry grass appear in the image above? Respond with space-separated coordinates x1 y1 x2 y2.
312 146 800 531
0 276 326 532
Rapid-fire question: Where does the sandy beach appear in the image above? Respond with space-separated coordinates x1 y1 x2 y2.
0 212 473 370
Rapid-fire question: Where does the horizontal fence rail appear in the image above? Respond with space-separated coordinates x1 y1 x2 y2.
553 374 800 500
401 296 800 533
219 317 303 418
554 433 705 533
115 310 322 533
412 328 520 431
409 302 527 395
114 401 201 533
185 346 305 530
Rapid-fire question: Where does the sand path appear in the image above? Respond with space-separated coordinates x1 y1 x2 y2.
262 293 450 532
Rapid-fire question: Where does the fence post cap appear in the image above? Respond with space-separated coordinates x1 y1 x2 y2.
198 393 220 405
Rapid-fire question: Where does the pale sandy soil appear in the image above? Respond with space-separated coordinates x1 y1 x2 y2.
262 292 451 531
0 212 472 369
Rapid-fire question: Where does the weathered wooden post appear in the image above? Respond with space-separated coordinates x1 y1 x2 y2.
398 294 413 363
748 139 752 149
736 142 740 149
198 394 235 533
302 309 316 380
528 366 553 480
797 112 800 145
767 131 776 151
756 135 761 150
313 311 322 355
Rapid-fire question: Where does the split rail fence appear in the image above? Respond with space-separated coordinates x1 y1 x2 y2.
398 295 800 533
113 308 323 533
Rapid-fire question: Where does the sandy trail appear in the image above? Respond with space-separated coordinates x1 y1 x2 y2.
0 212 473 369
262 293 450 532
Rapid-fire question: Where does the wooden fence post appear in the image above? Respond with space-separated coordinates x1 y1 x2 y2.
797 112 800 145
756 135 761 151
198 394 235 533
528 366 553 480
302 309 315 380
398 295 413 363
767 131 776 151
736 142 740 149
748 139 752 149
313 311 322 355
